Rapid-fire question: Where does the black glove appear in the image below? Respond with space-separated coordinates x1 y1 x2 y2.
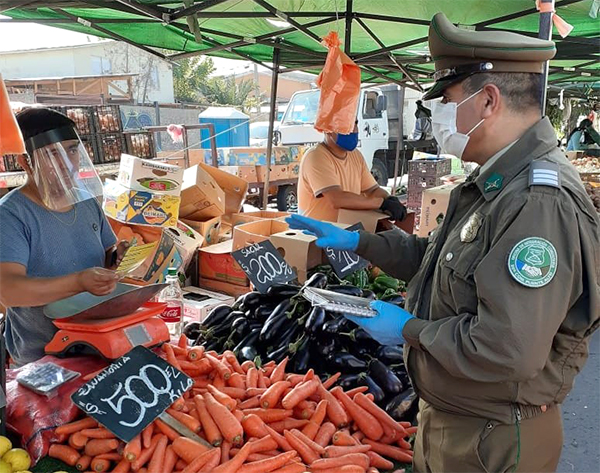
380 196 407 221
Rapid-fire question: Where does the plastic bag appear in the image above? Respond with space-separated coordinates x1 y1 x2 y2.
0 74 26 155
6 355 107 465
315 31 361 135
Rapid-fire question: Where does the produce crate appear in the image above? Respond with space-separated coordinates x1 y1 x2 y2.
48 105 95 135
1 155 21 173
80 135 100 165
408 158 451 177
408 174 444 190
93 105 123 133
96 133 126 163
579 172 600 185
407 189 424 209
124 131 155 159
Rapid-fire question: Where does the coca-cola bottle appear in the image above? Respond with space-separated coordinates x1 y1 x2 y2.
158 267 183 338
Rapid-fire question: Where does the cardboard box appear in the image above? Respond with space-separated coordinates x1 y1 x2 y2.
270 229 322 282
566 151 585 160
103 179 180 227
256 164 289 182
229 211 291 228
108 218 183 284
165 220 204 270
220 165 258 183
199 163 248 215
232 219 289 250
180 165 226 220
199 240 249 287
181 216 222 247
183 286 235 323
337 209 390 233
417 184 456 237
199 276 251 298
118 154 184 196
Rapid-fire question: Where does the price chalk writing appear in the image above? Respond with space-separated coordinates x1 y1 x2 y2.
232 240 297 293
325 223 369 278
72 346 193 442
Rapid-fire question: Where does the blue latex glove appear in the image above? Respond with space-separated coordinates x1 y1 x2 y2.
344 300 414 345
286 214 359 251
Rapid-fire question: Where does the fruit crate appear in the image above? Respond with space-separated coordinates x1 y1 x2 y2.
93 105 123 134
48 105 95 135
96 133 126 163
408 158 451 177
124 131 156 159
408 174 444 190
407 189 424 209
1 155 21 173
80 135 101 165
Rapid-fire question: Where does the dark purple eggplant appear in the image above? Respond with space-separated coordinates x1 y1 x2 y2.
364 375 386 403
254 304 279 322
385 388 419 422
341 328 376 343
349 343 372 359
362 289 377 300
238 291 264 311
260 299 293 342
304 307 326 336
290 337 311 372
337 374 363 390
267 284 301 298
315 336 338 357
323 317 350 334
381 294 406 307
202 305 232 329
327 352 367 372
183 322 201 341
301 272 328 290
238 345 258 362
376 346 404 364
369 359 403 395
326 285 363 297
233 328 260 356
231 317 250 338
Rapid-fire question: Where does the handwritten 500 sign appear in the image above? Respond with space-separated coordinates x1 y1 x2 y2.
232 240 297 293
72 346 193 442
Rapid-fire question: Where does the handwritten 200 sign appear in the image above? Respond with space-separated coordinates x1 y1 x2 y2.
71 346 193 442
232 240 297 293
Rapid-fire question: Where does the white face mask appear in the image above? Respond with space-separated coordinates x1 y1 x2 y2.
431 89 485 159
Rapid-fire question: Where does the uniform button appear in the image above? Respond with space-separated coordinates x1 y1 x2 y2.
486 422 493 429
445 252 454 262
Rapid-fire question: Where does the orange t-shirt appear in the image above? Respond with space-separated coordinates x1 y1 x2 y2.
298 143 379 222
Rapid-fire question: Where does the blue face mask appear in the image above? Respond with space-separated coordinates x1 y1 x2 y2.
336 132 359 151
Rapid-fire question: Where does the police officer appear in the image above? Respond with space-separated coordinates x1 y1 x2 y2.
287 12 600 473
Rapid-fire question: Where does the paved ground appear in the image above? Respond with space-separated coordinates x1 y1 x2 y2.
557 330 600 473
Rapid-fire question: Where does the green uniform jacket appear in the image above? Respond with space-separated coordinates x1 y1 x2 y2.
356 118 600 423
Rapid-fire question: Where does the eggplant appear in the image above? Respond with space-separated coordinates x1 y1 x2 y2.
233 328 260 356
239 291 265 312
301 272 328 290
376 346 404 364
327 352 367 372
231 317 250 338
385 388 419 422
260 299 293 342
304 307 326 336
254 304 279 322
326 285 363 297
349 343 373 359
238 345 258 362
381 294 406 307
267 284 301 298
369 359 403 395
361 289 376 300
337 374 363 390
322 317 350 334
364 375 386 403
204 336 226 352
267 343 290 364
342 328 376 344
202 305 232 329
272 320 303 352
314 336 338 357
183 322 201 341
290 337 311 372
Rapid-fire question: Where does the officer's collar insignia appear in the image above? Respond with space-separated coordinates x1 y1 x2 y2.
460 212 484 243
484 173 504 193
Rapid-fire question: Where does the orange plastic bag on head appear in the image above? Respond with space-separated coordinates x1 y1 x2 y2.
315 31 361 135
0 74 26 155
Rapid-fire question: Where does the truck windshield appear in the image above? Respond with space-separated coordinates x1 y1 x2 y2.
282 90 320 125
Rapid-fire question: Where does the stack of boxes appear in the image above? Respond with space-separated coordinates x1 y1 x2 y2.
406 155 451 228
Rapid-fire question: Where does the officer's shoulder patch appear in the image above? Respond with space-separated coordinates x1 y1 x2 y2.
507 237 558 288
529 161 560 189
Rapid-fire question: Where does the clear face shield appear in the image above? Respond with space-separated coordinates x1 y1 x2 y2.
25 126 103 211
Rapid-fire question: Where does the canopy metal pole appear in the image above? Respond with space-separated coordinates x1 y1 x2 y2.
344 0 353 54
392 86 405 196
262 47 281 210
538 0 554 115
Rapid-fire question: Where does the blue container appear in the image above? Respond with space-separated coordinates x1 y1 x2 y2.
199 107 250 149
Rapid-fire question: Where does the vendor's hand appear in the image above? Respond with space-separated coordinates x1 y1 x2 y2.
286 214 360 251
380 196 407 221
77 267 119 296
106 240 130 270
343 300 414 345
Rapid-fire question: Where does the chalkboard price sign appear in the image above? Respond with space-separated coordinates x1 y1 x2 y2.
325 223 369 278
232 240 297 294
71 346 193 442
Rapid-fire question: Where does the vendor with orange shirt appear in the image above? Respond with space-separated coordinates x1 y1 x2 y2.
298 120 406 222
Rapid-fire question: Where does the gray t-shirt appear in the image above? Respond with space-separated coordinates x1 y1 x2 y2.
0 189 116 365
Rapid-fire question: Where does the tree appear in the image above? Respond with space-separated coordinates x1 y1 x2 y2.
199 76 259 112
173 56 215 103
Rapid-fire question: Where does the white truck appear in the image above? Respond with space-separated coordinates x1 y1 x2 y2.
277 85 436 184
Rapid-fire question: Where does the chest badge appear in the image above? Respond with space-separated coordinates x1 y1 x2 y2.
484 172 504 193
460 212 484 243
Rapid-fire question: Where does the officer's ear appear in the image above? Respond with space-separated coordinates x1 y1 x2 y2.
480 83 501 119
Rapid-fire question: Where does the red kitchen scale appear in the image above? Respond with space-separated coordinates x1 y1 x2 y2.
44 283 171 360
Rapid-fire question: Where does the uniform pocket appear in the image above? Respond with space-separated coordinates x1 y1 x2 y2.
476 420 517 473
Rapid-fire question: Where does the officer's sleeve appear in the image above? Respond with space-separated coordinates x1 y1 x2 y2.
403 191 586 383
356 229 429 282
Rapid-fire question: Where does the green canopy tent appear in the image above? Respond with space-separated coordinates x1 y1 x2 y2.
2 0 598 204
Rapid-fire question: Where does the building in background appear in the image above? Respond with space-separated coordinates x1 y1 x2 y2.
0 40 174 104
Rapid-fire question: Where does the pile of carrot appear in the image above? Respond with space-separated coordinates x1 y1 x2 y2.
48 336 416 473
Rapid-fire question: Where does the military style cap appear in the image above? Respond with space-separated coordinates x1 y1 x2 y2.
423 12 556 100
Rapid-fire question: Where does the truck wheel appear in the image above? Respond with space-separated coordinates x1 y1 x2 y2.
371 158 388 185
277 185 298 211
